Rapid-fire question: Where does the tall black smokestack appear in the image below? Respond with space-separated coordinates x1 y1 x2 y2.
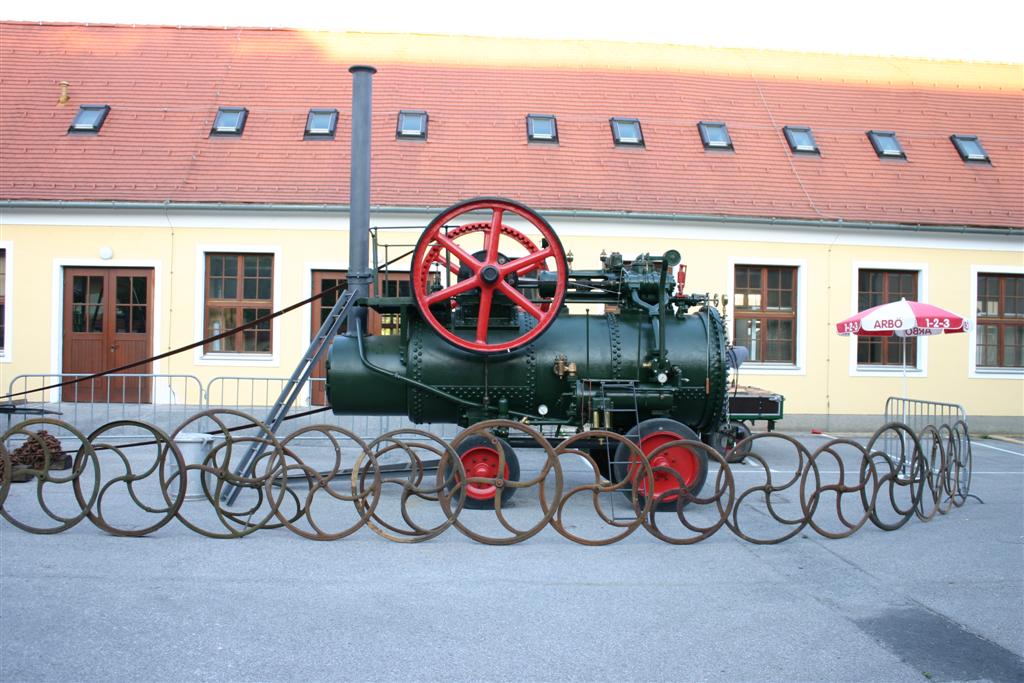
346 65 376 335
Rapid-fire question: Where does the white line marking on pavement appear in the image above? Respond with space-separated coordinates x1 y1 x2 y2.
971 441 1024 457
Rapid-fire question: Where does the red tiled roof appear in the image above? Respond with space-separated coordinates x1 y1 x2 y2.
1 22 1022 229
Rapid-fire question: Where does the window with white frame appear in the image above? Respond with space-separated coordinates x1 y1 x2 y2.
976 273 1023 368
857 269 918 366
204 253 273 354
733 265 797 363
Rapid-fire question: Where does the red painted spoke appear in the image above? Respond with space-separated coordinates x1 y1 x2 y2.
434 233 482 273
498 280 543 320
485 208 504 263
475 286 494 343
429 254 462 276
425 274 482 305
501 247 553 276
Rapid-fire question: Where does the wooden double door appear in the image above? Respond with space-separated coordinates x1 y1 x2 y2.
62 267 153 403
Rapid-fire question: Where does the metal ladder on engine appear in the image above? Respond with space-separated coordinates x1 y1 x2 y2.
221 289 355 505
587 379 642 431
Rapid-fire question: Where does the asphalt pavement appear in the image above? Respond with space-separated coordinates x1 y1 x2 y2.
1 434 1022 682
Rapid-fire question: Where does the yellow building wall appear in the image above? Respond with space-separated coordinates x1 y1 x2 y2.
1 217 1021 422
555 230 1023 421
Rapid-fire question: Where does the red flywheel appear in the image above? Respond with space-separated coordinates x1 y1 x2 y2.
411 197 568 354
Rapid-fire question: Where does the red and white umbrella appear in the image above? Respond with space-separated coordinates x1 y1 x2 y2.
835 298 970 338
836 298 969 405
836 298 969 458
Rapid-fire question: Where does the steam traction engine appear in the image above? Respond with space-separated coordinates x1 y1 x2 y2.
326 197 730 509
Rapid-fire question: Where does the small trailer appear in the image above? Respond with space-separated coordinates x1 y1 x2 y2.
729 385 785 431
715 385 785 460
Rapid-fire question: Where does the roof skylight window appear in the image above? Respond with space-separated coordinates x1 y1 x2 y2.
783 126 819 155
68 104 110 134
527 114 558 143
211 107 248 136
305 108 338 139
950 134 990 163
698 122 734 150
397 111 428 139
610 118 644 146
867 130 905 159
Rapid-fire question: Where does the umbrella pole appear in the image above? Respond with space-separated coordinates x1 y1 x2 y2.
900 336 909 474
901 337 908 401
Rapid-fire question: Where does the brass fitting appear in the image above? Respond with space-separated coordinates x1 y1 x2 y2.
553 354 577 380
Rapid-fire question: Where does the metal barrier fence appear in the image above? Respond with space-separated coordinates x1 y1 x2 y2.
204 376 459 441
884 396 968 435
882 397 971 485
7 374 457 438
4 374 205 438
5 377 973 447
5 374 456 474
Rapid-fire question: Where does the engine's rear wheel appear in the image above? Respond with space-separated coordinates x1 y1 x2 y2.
452 434 520 509
613 418 708 511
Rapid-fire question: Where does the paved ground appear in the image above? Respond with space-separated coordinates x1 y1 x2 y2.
1 433 1022 682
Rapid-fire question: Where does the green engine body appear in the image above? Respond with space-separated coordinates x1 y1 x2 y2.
326 248 730 438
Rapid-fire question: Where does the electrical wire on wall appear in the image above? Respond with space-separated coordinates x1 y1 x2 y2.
825 230 842 429
163 205 176 383
1 283 343 402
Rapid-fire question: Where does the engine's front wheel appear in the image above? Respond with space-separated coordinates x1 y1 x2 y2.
450 434 520 509
613 418 708 512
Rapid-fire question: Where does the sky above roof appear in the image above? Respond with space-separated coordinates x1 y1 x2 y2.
4 0 1023 64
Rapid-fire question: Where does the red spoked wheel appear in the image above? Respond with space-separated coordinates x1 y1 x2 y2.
420 221 549 311
451 435 521 509
613 418 709 511
411 197 568 354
